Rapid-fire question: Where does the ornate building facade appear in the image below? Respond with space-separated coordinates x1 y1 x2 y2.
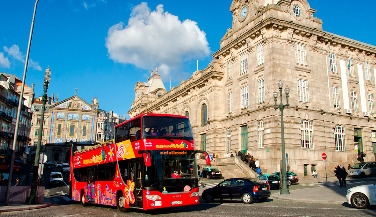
30 94 99 162
128 0 376 177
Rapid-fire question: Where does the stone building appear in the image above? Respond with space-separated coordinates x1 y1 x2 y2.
128 0 376 177
96 109 126 143
0 73 33 155
31 94 99 163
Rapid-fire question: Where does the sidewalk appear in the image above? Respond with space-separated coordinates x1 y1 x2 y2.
271 176 376 204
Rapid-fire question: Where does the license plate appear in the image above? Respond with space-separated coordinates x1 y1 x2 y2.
262 187 267 190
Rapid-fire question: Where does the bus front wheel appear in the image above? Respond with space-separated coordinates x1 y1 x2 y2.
81 192 87 207
117 191 127 212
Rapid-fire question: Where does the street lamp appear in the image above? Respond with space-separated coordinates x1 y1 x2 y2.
273 80 290 195
27 67 51 204
5 0 40 205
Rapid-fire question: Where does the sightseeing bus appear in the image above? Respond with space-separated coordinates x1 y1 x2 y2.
70 113 210 212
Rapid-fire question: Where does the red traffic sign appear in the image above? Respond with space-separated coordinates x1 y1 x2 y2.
322 152 327 160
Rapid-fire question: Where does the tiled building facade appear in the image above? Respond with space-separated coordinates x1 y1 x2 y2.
128 0 376 177
30 94 99 162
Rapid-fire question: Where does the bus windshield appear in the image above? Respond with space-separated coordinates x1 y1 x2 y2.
141 150 198 192
142 116 193 140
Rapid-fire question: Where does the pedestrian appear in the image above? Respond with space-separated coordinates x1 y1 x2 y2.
347 164 351 170
334 165 342 186
341 167 348 187
312 170 318 178
255 159 260 168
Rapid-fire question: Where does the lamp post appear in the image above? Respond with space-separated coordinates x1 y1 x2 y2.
27 67 51 204
273 80 290 195
5 0 40 205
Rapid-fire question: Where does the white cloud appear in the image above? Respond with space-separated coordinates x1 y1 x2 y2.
3 45 42 71
0 53 10 68
105 2 210 77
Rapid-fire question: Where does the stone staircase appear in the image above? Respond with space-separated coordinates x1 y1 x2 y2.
198 156 258 180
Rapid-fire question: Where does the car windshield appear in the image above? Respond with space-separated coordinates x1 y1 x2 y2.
51 174 62 178
268 175 279 180
205 167 219 172
351 163 365 169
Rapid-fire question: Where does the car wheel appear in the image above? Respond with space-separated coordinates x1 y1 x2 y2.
241 193 253 204
351 192 369 209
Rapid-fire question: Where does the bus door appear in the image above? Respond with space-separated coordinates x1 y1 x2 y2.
129 160 143 208
87 167 96 202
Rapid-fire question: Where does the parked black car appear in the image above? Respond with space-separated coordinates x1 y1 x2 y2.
201 166 222 179
272 171 299 185
202 178 271 204
267 174 294 189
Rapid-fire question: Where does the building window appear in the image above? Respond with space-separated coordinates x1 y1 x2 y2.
295 42 307 65
241 86 249 108
368 93 374 114
301 120 313 149
240 53 248 75
57 124 62 137
257 121 264 148
350 90 358 111
201 103 208 127
201 134 206 151
365 62 371 81
347 58 354 77
329 53 337 73
293 5 301 17
82 125 87 137
69 124 75 137
227 60 232 80
333 86 340 108
228 91 233 113
297 79 309 102
185 111 189 118
240 125 248 153
258 78 265 104
256 43 264 66
334 125 345 151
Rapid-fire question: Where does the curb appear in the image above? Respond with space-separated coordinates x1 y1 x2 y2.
0 203 51 213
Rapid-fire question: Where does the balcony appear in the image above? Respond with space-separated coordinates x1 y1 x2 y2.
0 131 14 139
0 111 12 122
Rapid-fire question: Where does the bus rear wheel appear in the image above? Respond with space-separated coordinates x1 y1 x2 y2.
117 191 127 212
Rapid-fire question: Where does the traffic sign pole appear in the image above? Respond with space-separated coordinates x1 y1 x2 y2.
322 152 327 183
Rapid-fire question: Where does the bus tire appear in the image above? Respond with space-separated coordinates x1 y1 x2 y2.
81 191 87 207
117 191 127 212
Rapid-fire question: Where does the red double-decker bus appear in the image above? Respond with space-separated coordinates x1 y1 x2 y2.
70 113 209 212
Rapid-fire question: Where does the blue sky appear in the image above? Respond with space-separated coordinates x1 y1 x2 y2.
0 0 375 118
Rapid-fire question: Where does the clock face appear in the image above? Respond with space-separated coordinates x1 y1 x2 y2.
240 6 248 19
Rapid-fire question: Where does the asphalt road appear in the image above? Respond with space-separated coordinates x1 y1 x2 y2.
1 197 376 217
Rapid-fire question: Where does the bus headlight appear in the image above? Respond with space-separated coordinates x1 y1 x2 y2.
146 195 161 201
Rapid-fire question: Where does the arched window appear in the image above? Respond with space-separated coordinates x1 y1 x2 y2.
201 104 207 126
185 111 189 118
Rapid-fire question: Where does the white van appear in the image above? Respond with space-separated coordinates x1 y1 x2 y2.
348 162 376 177
50 172 64 185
